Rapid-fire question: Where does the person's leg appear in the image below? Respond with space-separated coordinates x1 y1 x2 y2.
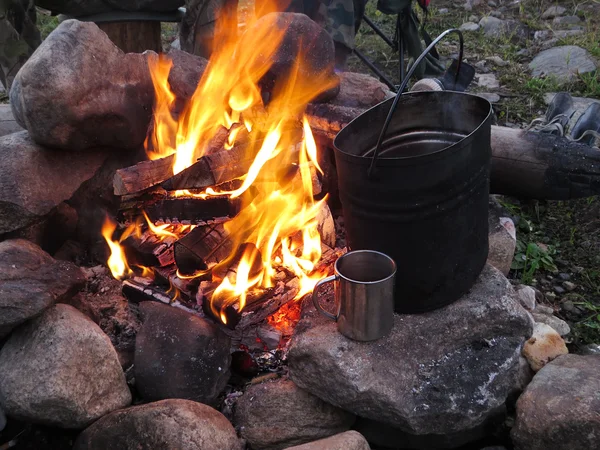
0 0 41 90
314 0 356 71
180 0 238 59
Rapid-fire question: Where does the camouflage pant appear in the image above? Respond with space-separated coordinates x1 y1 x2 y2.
0 0 40 90
255 0 366 50
180 0 238 58
180 0 365 59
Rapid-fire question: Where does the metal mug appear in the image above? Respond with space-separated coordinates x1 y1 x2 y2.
312 250 396 341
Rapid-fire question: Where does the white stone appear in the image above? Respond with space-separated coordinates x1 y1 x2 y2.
516 285 537 311
477 73 500 89
460 22 480 32
541 5 566 19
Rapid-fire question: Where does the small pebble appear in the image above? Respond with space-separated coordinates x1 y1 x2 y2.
563 281 576 291
554 286 566 295
558 273 571 281
536 305 554 315
438 7 449 14
487 55 508 66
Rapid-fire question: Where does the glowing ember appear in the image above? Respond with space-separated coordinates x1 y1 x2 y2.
106 1 339 325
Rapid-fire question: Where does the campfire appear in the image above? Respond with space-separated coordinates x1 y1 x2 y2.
101 6 343 334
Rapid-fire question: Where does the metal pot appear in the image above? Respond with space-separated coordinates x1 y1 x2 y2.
333 90 492 313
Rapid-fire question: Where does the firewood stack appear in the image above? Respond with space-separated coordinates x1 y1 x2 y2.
111 123 342 335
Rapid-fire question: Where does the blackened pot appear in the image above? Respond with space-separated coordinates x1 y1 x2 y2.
333 91 492 314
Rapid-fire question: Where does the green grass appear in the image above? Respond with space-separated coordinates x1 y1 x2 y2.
499 198 558 285
500 196 600 347
36 12 60 40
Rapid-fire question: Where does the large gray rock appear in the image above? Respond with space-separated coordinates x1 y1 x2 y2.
529 46 596 83
329 72 393 108
285 431 370 450
134 302 231 405
288 264 533 436
166 48 208 108
0 304 131 428
0 131 109 234
512 355 600 450
73 399 241 450
35 0 184 16
10 20 154 151
238 13 339 102
353 414 505 450
0 239 85 339
234 378 355 449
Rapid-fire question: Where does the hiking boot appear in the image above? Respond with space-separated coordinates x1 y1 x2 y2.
570 102 600 148
527 92 575 136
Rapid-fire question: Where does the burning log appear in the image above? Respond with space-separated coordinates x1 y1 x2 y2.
200 244 345 331
174 223 234 275
160 143 255 191
113 131 245 196
143 197 239 223
121 231 176 268
121 277 196 314
305 105 600 200
113 156 175 196
118 180 246 224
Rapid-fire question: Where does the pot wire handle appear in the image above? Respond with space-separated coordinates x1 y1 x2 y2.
368 28 465 179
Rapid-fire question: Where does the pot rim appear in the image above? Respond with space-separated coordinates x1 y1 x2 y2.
333 91 493 167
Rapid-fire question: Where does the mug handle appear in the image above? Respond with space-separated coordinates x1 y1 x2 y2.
312 275 339 321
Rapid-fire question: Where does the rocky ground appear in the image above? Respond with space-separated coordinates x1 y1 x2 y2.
27 0 600 359
349 0 600 352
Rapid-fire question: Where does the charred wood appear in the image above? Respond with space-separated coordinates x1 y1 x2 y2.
121 235 173 268
114 156 175 196
144 197 239 223
153 265 201 298
161 143 253 191
490 125 600 199
174 223 234 275
121 277 196 314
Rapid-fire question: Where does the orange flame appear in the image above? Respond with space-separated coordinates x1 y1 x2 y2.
101 217 132 280
140 2 338 323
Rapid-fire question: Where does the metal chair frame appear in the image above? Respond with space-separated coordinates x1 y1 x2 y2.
353 12 406 92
